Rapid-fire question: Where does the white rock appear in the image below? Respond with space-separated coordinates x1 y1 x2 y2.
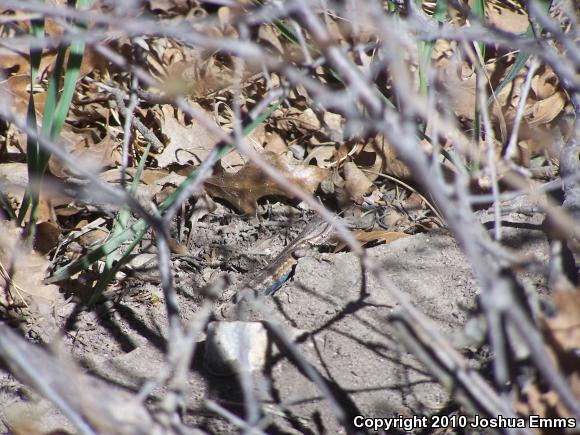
204 321 269 376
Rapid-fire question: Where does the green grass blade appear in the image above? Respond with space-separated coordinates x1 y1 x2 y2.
46 219 148 283
47 99 282 284
20 17 52 240
20 0 91 240
46 156 220 284
418 41 431 97
40 47 66 141
17 16 45 226
87 228 148 306
432 0 448 21
20 36 66 231
470 0 486 172
89 143 153 302
489 1 551 103
490 47 529 103
471 0 486 56
417 1 447 131
50 36 86 139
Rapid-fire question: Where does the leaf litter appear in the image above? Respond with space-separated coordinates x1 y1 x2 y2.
0 1 576 432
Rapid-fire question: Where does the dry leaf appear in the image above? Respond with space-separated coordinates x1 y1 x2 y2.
517 286 580 423
517 372 579 424
335 229 408 251
34 221 61 255
352 229 409 245
79 45 111 78
438 58 510 121
151 171 187 205
168 237 188 255
486 4 529 34
258 24 284 56
220 124 269 169
546 287 580 353
96 167 173 205
246 123 267 150
323 111 343 142
148 0 191 13
0 45 58 120
343 162 375 204
217 6 238 39
136 168 173 186
381 208 406 228
204 152 329 214
0 163 63 253
150 231 188 255
156 104 220 167
0 221 59 307
371 136 413 181
275 107 302 131
297 108 321 131
262 131 287 155
531 67 558 100
0 46 30 73
164 57 224 97
305 144 336 168
326 16 348 47
525 92 566 126
220 149 247 170
2 75 33 121
405 192 428 211
48 129 119 178
76 220 110 248
517 384 560 423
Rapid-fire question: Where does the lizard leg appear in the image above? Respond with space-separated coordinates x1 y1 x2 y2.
263 271 292 295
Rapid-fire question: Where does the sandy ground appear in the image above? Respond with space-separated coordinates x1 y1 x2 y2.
0 205 549 434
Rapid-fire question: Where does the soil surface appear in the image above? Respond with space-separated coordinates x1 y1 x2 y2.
0 204 549 434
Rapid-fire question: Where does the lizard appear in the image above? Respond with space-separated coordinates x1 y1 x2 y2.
217 215 365 320
251 215 336 296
